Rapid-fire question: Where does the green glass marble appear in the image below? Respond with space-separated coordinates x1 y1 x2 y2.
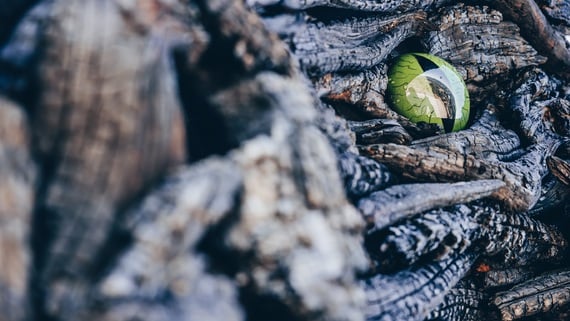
387 53 470 132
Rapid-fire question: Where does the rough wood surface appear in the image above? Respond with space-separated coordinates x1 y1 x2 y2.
362 252 477 321
425 5 547 86
492 0 570 70
25 1 188 317
277 12 427 75
1 0 570 321
358 180 505 230
0 96 34 321
426 287 488 321
493 270 570 321
247 0 449 13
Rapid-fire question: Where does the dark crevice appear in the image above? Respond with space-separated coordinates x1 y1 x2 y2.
0 0 40 47
172 47 234 162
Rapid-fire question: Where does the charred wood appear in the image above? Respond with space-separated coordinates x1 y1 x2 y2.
365 203 567 272
248 0 449 13
282 12 428 75
479 267 539 290
425 286 489 321
338 152 395 199
358 180 505 230
365 204 482 272
493 269 570 321
492 0 570 71
425 5 546 88
362 252 477 321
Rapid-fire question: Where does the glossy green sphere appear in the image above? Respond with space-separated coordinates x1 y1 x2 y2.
387 53 470 132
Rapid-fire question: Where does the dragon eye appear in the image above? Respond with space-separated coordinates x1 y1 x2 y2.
387 53 470 133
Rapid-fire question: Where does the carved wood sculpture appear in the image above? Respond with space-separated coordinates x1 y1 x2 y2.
1 0 570 321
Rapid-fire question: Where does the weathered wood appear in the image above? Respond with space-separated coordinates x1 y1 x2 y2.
547 156 570 186
0 96 35 321
366 205 482 272
425 5 546 86
25 0 189 317
480 267 538 289
549 98 570 137
362 252 477 321
248 0 449 13
358 180 505 230
3 0 570 321
492 0 570 70
361 142 547 211
366 202 567 272
282 12 427 75
426 287 489 321
338 152 395 198
88 160 244 321
314 66 441 138
348 119 413 145
529 173 570 216
493 270 570 321
480 209 567 267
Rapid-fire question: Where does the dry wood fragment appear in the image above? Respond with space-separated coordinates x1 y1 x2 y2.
348 119 413 145
547 156 570 186
366 205 482 272
493 0 570 70
366 203 567 272
281 12 427 75
358 180 505 230
361 142 546 211
338 152 395 198
493 270 570 321
247 0 449 13
480 267 538 289
544 98 570 138
362 252 477 321
529 173 570 216
480 209 567 267
425 5 547 86
426 287 488 321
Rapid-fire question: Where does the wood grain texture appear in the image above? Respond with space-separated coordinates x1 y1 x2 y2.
29 0 188 317
2 0 570 320
425 5 546 86
248 0 449 13
279 12 427 75
358 180 505 230
0 96 34 321
493 0 570 70
426 287 489 321
362 252 477 321
493 270 570 321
